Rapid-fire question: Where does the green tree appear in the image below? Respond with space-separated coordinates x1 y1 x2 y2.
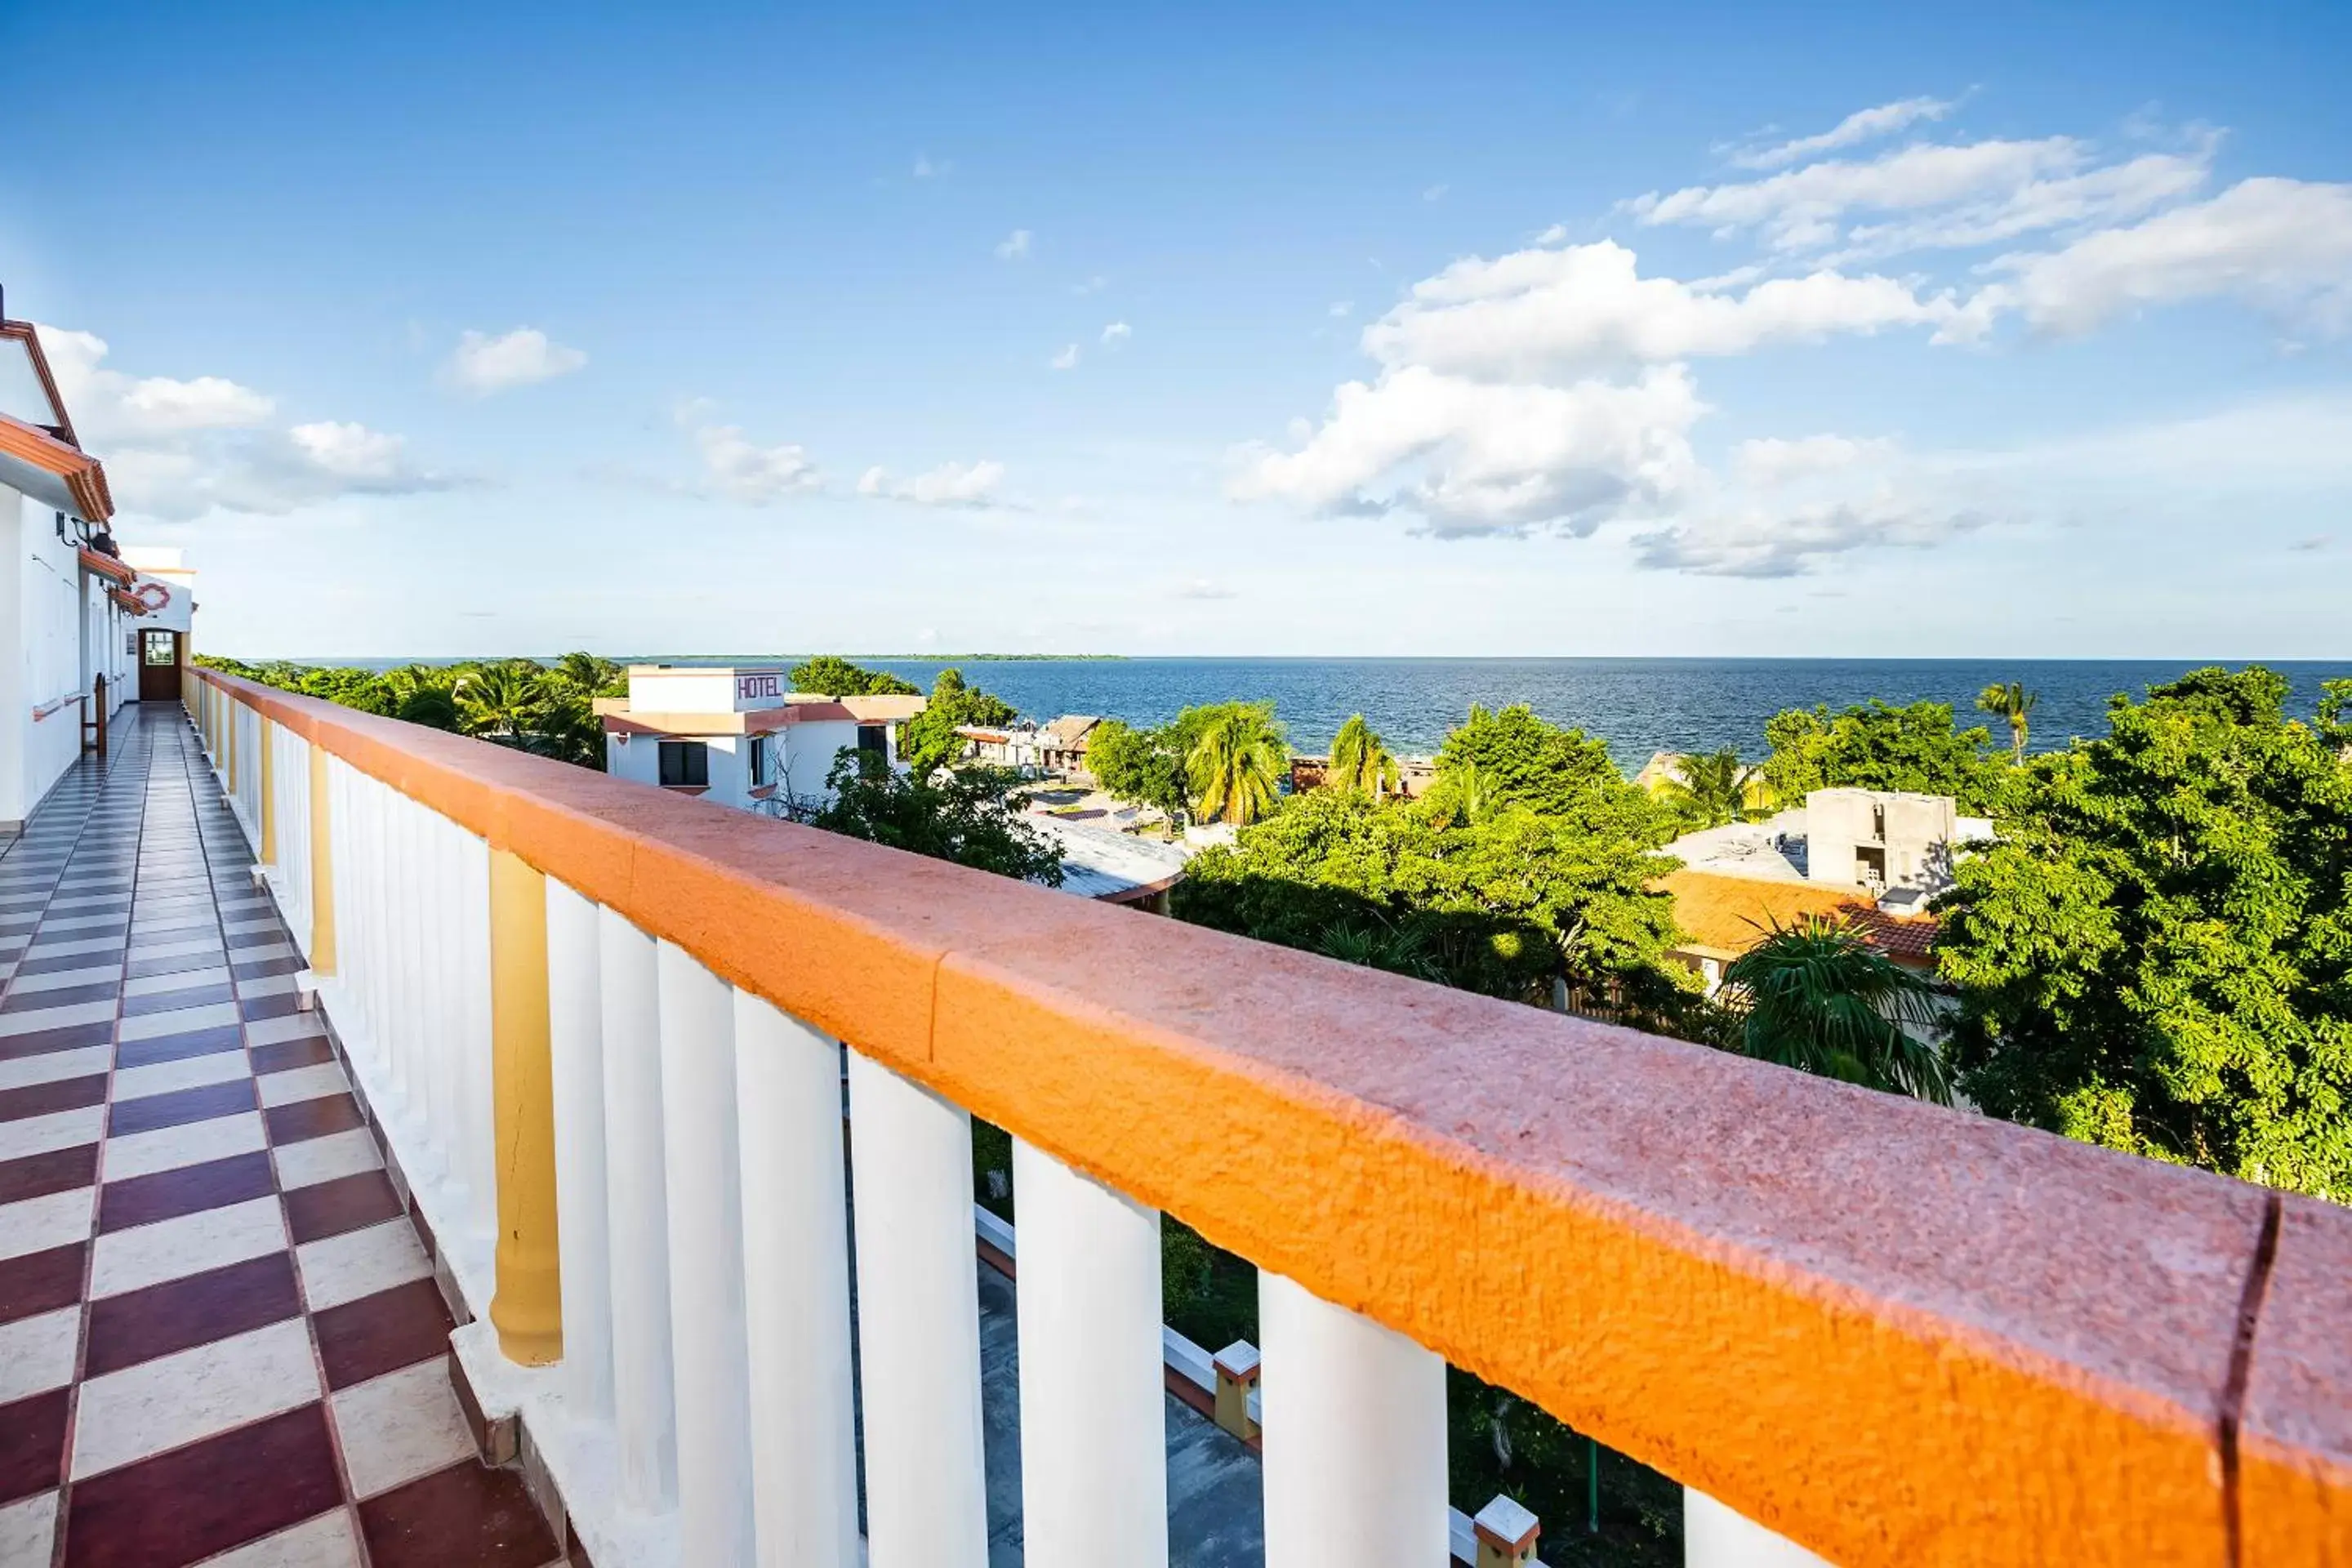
1761 699 1998 811
555 652 627 698
1433 705 1634 822
898 667 1020 776
1085 718 1191 831
1976 681 2040 764
1657 746 1759 831
453 661 549 747
1327 714 1400 796
1936 666 2352 1201
1187 703 1288 826
812 752 1064 884
787 655 921 698
1716 917 1950 1101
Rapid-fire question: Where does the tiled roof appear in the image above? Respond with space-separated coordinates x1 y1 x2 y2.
1660 867 1940 965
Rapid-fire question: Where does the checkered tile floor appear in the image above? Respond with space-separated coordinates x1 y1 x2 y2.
0 706 563 1567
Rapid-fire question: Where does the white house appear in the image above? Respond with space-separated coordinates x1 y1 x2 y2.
0 309 166 834
595 664 924 813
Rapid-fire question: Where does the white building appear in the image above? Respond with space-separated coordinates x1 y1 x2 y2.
0 310 179 833
595 664 924 813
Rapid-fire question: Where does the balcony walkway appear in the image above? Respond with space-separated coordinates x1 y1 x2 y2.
0 703 561 1568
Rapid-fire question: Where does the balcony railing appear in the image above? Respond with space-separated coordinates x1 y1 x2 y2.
185 667 2347 1568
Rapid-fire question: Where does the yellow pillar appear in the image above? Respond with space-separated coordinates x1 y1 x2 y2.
307 746 337 977
488 848 563 1365
258 716 278 864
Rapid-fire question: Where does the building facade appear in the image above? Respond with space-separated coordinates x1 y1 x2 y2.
596 664 923 813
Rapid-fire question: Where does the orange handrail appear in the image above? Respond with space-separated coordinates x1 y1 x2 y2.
186 667 2345 1568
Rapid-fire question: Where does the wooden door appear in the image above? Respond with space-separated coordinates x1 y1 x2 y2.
138 630 182 702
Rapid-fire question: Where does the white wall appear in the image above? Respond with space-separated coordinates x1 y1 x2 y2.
781 721 862 807
0 490 94 826
603 731 755 809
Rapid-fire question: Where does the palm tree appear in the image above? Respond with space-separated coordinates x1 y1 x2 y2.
380 664 461 731
1187 706 1287 826
1658 746 1759 829
1717 916 1951 1102
1976 680 2038 763
1317 917 1445 982
555 652 626 698
1326 714 1400 797
453 662 549 749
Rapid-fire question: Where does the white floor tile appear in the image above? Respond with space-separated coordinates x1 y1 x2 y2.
70 1317 321 1480
0 1104 105 1163
272 1129 381 1191
0 1306 82 1402
231 942 298 964
195 1509 363 1568
122 964 230 997
90 1194 286 1298
19 937 126 962
122 938 223 964
222 918 281 937
237 973 299 1000
0 1042 109 1091
0 1492 57 1568
35 913 129 935
296 1217 430 1311
0 1184 96 1262
116 999 243 1041
6 963 125 996
111 1049 252 1102
256 1062 349 1106
0 998 118 1038
101 1109 267 1182
245 1013 326 1048
329 1356 473 1499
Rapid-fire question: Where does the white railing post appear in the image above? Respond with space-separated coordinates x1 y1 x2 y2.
457 829 498 1250
546 879 613 1423
655 941 755 1563
598 906 677 1512
1012 1137 1169 1568
733 995 858 1568
1258 1269 1450 1568
398 800 444 1182
1684 1489 1831 1567
847 1049 990 1568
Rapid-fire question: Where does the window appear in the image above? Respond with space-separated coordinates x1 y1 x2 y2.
857 724 887 757
143 630 176 666
749 734 775 788
658 740 710 788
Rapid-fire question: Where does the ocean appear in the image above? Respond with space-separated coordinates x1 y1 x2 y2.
326 655 2352 769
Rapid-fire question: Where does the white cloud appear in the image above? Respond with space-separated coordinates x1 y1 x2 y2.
1636 496 1986 577
913 153 949 178
693 422 822 504
1727 96 1957 171
1731 434 1896 488
441 327 586 395
1361 239 1977 381
1100 321 1131 346
1235 363 1704 537
996 229 1033 261
858 460 1005 507
1075 275 1107 295
1051 343 1080 371
38 325 274 441
1177 578 1239 599
1329 301 1354 318
1423 183 1450 202
1985 176 2352 335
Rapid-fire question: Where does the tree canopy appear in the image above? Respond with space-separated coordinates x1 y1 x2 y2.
812 752 1063 884
194 653 617 768
1936 666 2352 1202
896 667 1019 777
1187 702 1288 826
1085 718 1192 831
786 655 921 698
1761 698 1998 811
1327 714 1400 796
1718 917 1950 1102
1657 746 1760 831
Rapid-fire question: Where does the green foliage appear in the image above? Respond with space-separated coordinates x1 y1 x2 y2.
1326 713 1400 796
1657 746 1760 831
1976 680 2040 764
1761 698 1999 811
813 752 1064 884
786 655 921 698
897 667 1019 777
1083 718 1190 828
1717 917 1951 1101
1448 1368 1683 1567
192 653 616 769
1186 702 1288 826
1432 705 1642 822
1937 666 2352 1201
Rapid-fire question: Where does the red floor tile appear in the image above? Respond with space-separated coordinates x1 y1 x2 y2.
283 1169 403 1245
108 1078 257 1137
0 1019 116 1060
122 955 227 983
83 1253 304 1378
0 1073 109 1124
63 1403 343 1568
0 1387 69 1506
98 1152 277 1234
0 1140 100 1205
264 1093 363 1146
119 985 234 1018
358 1458 559 1568
249 1035 334 1075
0 983 121 1014
0 1241 86 1326
113 1026 245 1070
312 1278 457 1391
239 994 303 1022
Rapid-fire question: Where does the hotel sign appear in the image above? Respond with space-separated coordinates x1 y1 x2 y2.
731 667 791 712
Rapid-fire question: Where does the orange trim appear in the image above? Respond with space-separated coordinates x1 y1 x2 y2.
0 320 78 448
105 586 149 616
0 414 113 523
185 666 2344 1567
78 547 137 587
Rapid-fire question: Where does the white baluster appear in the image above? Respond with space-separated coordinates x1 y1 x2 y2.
733 995 858 1568
546 879 613 1423
430 817 469 1214
1258 1269 1450 1568
1685 1489 1830 1567
399 801 443 1181
847 1049 989 1568
456 830 497 1248
655 942 755 1562
1012 1137 1169 1568
599 906 677 1511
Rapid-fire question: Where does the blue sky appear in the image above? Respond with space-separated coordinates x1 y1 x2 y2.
5 0 2348 658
